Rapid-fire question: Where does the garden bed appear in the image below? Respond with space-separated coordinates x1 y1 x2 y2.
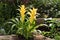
0 35 55 40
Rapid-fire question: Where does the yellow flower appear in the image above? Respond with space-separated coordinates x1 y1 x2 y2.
20 5 26 23
29 8 37 23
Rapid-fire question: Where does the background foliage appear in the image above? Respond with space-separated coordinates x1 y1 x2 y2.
0 1 17 27
0 0 60 35
0 0 60 26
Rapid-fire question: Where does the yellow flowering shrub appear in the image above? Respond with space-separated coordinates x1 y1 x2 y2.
7 5 41 40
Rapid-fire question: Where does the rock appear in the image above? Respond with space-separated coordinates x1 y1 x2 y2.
45 37 55 40
0 35 18 40
34 35 55 40
36 18 44 25
34 35 45 40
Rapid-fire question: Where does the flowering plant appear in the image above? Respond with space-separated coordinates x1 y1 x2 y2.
6 5 41 40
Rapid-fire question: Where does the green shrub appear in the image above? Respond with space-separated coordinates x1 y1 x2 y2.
55 34 60 40
0 2 17 27
26 0 60 18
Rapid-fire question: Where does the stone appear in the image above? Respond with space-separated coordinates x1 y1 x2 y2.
0 35 18 40
34 35 45 40
34 35 55 40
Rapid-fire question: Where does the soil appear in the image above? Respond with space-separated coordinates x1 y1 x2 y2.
18 35 25 40
36 18 51 31
18 35 33 40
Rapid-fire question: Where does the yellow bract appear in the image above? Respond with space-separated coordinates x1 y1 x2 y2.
19 5 37 23
20 5 26 23
29 8 37 23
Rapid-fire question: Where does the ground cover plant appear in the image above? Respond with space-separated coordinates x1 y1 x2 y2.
41 18 60 40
